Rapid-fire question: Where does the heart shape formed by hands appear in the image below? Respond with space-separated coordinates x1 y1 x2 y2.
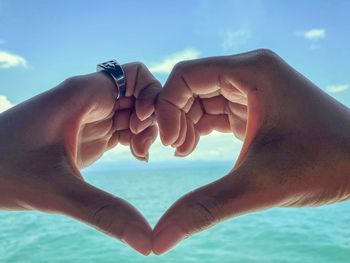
0 62 160 255
0 49 349 256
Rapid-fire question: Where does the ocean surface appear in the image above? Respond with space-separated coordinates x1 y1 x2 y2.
1 164 349 263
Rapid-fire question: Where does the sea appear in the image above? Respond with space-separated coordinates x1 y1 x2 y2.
0 163 349 263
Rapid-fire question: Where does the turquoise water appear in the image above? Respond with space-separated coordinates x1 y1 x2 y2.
1 165 349 262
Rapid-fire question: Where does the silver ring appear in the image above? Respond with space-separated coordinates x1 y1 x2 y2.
96 60 126 99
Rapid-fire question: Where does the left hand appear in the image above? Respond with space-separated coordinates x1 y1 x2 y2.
0 62 160 255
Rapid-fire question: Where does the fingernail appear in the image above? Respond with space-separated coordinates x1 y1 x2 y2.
153 224 185 255
123 225 151 256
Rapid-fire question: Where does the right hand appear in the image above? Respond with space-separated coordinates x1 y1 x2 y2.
153 49 350 254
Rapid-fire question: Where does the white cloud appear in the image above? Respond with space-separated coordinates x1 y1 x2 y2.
326 84 349 93
0 51 27 69
304 29 326 40
220 29 251 50
297 28 326 40
149 48 200 74
0 95 14 113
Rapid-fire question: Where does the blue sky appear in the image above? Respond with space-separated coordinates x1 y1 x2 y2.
0 0 349 165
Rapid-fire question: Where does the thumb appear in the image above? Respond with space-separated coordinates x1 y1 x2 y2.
55 172 152 255
152 163 281 255
123 62 161 121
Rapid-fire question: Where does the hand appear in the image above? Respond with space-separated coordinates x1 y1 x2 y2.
0 62 160 255
153 49 350 254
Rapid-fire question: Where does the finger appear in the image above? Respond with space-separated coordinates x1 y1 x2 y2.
187 97 204 124
116 96 135 111
81 119 114 143
110 125 157 161
58 175 152 255
157 51 274 152
228 102 248 120
171 111 187 148
136 83 161 121
118 129 133 146
198 90 221 99
130 125 158 161
155 99 181 145
158 58 225 108
129 112 155 134
220 84 247 105
113 110 131 131
228 114 247 140
123 62 161 120
156 57 229 148
107 132 119 150
201 95 230 115
175 118 196 157
182 96 195 113
195 114 231 136
156 51 273 141
152 164 269 255
192 129 200 155
77 140 110 169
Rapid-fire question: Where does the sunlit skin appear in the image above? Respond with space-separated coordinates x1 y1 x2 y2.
0 62 161 255
153 49 350 254
0 50 349 256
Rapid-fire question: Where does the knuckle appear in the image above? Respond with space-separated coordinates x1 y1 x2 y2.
126 61 147 69
229 49 282 81
62 75 86 89
251 48 279 68
169 60 195 88
61 75 91 97
90 203 125 237
254 48 277 60
172 60 190 74
135 62 157 79
124 61 149 77
133 62 161 87
147 79 162 90
134 61 147 70
184 195 221 233
91 204 115 234
138 80 162 101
